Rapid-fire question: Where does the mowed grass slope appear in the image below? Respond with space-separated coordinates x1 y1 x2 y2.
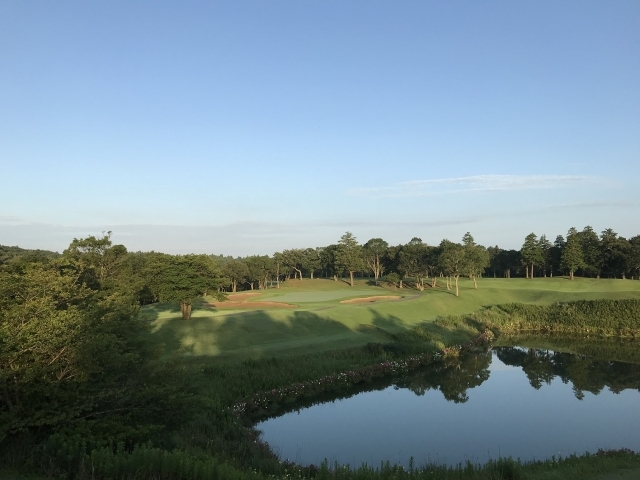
143 277 640 359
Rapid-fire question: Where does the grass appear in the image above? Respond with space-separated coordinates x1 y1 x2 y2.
142 277 640 359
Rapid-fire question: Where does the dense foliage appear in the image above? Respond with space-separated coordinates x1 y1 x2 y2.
0 235 199 476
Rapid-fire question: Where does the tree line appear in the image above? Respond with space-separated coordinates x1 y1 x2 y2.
217 227 640 295
491 227 640 280
1 225 639 321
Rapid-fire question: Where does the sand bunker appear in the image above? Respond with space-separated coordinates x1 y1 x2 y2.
340 295 402 304
227 292 262 301
207 301 295 309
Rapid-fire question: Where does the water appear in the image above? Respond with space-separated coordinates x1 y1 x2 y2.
256 343 640 467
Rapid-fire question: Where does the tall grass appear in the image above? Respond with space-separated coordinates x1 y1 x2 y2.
27 443 640 480
454 299 640 336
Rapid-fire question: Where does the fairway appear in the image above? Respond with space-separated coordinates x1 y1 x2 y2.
144 277 640 359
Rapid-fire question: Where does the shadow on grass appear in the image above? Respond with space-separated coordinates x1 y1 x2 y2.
139 298 210 321
141 299 488 361
147 308 364 358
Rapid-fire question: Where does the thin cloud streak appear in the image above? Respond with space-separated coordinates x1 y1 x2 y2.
0 216 26 224
549 201 636 209
349 174 604 198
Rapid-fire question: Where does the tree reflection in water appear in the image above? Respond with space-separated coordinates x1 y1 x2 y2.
495 346 640 400
391 345 640 405
393 352 492 403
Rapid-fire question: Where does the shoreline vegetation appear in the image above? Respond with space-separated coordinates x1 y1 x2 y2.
3 234 640 479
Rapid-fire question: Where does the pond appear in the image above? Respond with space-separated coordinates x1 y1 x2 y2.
256 338 640 467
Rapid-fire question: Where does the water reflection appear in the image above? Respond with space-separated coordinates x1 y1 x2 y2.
495 346 640 399
392 344 640 405
394 352 491 402
257 340 640 467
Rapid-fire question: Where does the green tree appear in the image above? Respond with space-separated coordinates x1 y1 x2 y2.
487 246 501 278
63 231 127 283
303 248 321 279
244 255 274 290
335 232 364 287
629 236 640 280
538 235 552 277
0 245 60 269
282 248 305 280
549 235 565 277
425 245 440 287
62 232 154 303
222 258 249 293
438 239 465 296
272 252 285 288
399 238 429 290
0 243 192 450
318 245 338 280
384 272 400 288
578 226 601 277
462 233 489 289
489 247 520 278
561 230 585 280
363 238 389 285
388 244 407 288
147 254 225 318
600 229 632 279
520 233 543 279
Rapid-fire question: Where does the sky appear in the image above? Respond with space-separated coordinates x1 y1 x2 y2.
1 1 639 255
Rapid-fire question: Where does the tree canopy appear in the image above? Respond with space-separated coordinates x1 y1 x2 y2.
148 253 225 318
335 232 364 287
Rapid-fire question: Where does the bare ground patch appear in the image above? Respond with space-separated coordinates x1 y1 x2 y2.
227 292 263 301
340 295 403 304
206 301 296 309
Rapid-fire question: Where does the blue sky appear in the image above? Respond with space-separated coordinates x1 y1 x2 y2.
1 1 639 255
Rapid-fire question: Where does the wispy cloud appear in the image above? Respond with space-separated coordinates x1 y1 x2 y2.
550 200 635 210
348 174 604 198
0 215 27 225
318 217 483 228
